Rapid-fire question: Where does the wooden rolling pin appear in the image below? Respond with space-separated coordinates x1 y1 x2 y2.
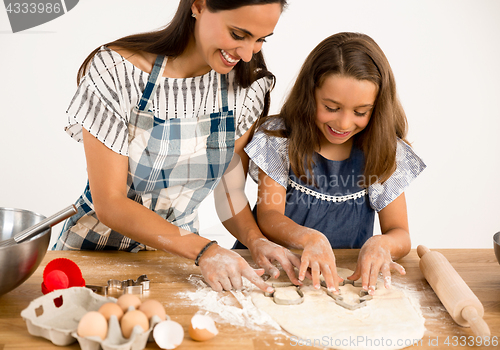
417 245 490 337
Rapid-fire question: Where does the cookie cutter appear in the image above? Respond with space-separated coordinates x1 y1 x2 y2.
86 275 150 296
320 277 363 289
264 282 304 305
321 279 374 310
325 289 373 310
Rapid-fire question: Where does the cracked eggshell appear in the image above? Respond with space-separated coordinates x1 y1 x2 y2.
153 320 184 349
188 314 218 342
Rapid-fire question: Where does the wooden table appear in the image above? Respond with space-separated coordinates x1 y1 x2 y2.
0 249 499 349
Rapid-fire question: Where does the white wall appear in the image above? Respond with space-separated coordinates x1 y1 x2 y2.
1 0 499 250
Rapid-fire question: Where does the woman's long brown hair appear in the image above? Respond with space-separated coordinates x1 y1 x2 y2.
259 32 408 187
76 0 287 120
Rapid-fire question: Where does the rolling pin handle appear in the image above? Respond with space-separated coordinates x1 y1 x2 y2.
417 245 431 258
461 305 491 337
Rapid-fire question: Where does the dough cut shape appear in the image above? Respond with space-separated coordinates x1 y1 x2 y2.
251 268 425 350
273 286 302 301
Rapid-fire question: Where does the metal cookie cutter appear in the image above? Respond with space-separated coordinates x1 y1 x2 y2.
265 282 304 305
320 277 363 289
86 274 150 295
321 279 374 310
326 289 373 310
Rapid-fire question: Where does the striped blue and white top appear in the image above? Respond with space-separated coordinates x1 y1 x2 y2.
65 46 273 156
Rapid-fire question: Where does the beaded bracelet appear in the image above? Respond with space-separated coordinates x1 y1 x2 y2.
194 240 218 266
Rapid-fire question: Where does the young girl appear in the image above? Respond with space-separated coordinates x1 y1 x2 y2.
244 32 426 294
53 0 301 293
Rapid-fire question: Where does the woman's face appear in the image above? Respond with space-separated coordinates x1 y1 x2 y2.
192 1 282 74
314 74 378 150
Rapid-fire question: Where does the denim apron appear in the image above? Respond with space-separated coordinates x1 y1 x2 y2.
55 55 235 252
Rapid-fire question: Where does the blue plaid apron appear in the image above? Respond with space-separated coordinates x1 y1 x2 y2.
54 55 235 252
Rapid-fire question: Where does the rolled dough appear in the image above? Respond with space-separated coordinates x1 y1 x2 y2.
251 268 426 350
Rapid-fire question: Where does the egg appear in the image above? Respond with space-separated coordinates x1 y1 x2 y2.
116 294 142 312
98 302 124 321
77 311 108 340
153 320 184 349
138 299 166 321
120 309 149 339
188 314 218 342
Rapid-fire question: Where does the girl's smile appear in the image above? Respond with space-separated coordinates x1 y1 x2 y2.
315 74 378 158
326 125 352 138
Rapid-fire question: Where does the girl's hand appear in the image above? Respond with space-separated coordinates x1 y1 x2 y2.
198 244 274 293
348 235 406 294
248 238 302 285
299 230 341 293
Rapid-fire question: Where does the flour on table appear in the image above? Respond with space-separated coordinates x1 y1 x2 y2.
177 274 282 333
251 268 426 350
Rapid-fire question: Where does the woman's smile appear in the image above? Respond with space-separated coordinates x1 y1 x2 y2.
220 49 240 66
192 2 281 74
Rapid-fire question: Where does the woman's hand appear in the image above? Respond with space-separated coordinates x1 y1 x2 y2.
198 244 274 293
299 230 341 293
348 235 406 294
247 238 302 285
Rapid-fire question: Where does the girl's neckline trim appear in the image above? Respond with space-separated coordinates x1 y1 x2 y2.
288 178 367 203
102 46 215 80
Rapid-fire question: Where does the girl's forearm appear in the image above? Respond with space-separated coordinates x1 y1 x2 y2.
380 228 411 260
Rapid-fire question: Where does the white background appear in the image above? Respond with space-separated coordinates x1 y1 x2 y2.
1 0 499 250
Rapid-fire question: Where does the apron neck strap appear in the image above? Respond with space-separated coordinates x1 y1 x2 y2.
137 55 167 112
218 74 229 112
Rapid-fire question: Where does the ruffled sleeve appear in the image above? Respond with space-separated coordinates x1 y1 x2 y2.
244 117 289 188
368 140 426 212
64 47 131 155
234 76 273 139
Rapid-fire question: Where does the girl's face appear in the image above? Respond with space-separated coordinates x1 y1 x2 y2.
192 1 281 74
314 74 378 151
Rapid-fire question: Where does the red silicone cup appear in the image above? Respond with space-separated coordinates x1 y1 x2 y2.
41 258 86 294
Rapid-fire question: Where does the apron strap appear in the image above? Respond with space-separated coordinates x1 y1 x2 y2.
219 74 229 112
137 55 167 112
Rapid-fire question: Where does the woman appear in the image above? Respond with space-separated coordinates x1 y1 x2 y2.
54 0 300 292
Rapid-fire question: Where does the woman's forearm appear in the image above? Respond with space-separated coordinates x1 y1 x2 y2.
257 208 320 249
94 194 212 259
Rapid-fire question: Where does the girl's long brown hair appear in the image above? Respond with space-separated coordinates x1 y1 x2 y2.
77 0 287 119
259 32 408 187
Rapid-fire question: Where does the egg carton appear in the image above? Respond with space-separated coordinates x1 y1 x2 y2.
20 286 161 350
72 313 162 350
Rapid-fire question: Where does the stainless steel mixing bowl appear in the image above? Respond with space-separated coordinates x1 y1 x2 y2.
494 232 500 265
0 207 50 296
